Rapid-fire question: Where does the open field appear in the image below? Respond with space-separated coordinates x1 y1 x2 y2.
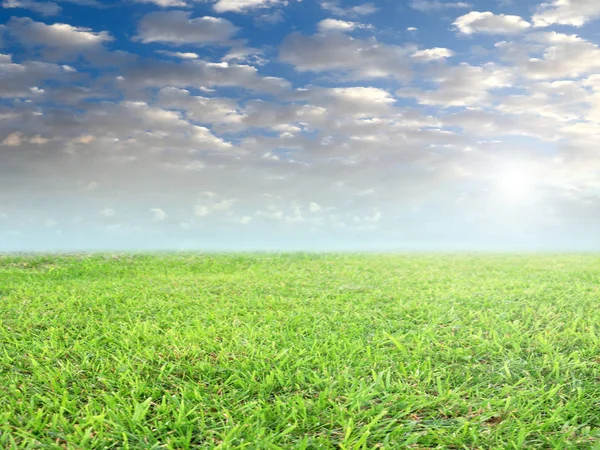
0 253 599 449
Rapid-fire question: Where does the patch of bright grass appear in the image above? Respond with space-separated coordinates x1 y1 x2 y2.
0 253 599 448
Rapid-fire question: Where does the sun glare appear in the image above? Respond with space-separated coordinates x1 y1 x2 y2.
495 165 536 202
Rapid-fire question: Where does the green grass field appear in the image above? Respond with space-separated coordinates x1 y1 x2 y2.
1 253 599 449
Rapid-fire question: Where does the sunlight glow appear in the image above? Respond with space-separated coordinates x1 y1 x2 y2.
495 164 536 203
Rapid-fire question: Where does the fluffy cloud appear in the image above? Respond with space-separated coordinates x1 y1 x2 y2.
157 51 199 59
59 0 101 5
134 0 188 6
454 11 531 35
9 17 111 48
296 86 396 118
151 208 167 221
237 100 326 130
135 11 238 45
280 33 413 80
156 87 244 128
194 195 237 217
119 60 290 96
0 132 52 146
6 17 116 62
79 101 233 151
100 208 115 217
213 0 297 13
320 1 377 17
411 47 455 61
398 63 513 107
533 0 600 27
221 42 265 65
2 132 22 146
409 0 471 12
0 53 76 98
30 135 50 144
495 80 590 122
2 0 61 16
317 18 358 33
309 202 322 213
0 100 232 157
441 108 564 142
499 32 600 80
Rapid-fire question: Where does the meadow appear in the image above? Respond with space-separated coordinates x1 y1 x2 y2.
0 253 599 449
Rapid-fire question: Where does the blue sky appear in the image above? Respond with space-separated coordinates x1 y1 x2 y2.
1 0 600 251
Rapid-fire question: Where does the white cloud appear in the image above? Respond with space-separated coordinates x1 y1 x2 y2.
327 86 394 103
51 101 235 156
353 209 381 228
30 135 49 144
255 201 310 223
100 208 115 217
151 208 167 221
280 32 413 80
495 81 588 122
397 63 513 107
60 0 101 5
136 11 238 46
240 100 326 130
156 87 244 127
194 205 210 216
7 17 113 61
308 86 396 117
533 0 600 27
254 10 285 25
158 51 199 59
75 135 96 144
2 0 61 16
213 0 297 13
238 85 395 133
1 133 52 145
122 59 291 94
194 196 236 217
178 160 206 171
2 132 22 146
221 41 265 65
320 1 377 17
584 75 600 91
9 17 112 47
409 0 471 12
317 18 357 33
499 32 600 79
213 199 237 211
411 47 455 61
134 0 188 6
309 202 322 213
0 54 76 98
454 11 531 35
